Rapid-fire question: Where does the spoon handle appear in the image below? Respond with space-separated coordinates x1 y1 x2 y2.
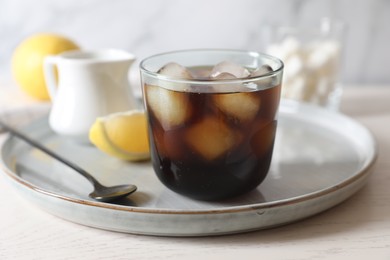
0 120 100 186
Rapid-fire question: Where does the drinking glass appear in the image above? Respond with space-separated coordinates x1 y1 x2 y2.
264 18 345 110
140 50 283 200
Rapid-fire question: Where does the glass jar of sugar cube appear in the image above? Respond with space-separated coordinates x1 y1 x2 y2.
140 50 283 200
265 18 345 110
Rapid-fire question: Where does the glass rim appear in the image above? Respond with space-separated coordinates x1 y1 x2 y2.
139 49 284 85
266 17 346 36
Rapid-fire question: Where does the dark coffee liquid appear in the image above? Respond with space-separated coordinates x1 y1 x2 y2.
145 69 281 200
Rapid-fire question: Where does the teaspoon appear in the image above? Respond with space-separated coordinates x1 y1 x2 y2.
0 120 137 202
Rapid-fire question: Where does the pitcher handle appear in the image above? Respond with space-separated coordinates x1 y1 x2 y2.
43 56 59 100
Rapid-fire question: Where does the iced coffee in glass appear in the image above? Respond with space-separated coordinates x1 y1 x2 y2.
140 50 283 200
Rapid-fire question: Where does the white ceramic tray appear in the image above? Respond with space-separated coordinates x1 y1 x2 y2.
0 100 378 236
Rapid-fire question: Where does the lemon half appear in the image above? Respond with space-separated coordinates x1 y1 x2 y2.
89 110 150 161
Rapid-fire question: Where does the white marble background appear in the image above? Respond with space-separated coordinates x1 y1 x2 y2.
1 0 390 86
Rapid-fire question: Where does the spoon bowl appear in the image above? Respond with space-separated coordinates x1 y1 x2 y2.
0 120 138 202
90 184 137 202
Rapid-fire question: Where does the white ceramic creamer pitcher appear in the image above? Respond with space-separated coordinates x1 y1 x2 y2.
44 49 137 142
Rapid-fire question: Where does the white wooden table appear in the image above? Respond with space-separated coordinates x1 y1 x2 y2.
1 85 390 260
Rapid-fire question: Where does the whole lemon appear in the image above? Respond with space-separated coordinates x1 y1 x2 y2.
12 33 79 100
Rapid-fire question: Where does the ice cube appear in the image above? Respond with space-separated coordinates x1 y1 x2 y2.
146 85 192 129
210 72 243 92
212 72 236 80
157 62 193 91
190 67 212 79
152 126 184 160
158 62 193 79
185 117 238 160
251 65 273 77
250 64 274 86
210 61 250 79
251 120 276 158
213 92 261 122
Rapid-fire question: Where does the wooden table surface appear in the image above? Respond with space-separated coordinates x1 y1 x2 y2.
1 85 390 260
